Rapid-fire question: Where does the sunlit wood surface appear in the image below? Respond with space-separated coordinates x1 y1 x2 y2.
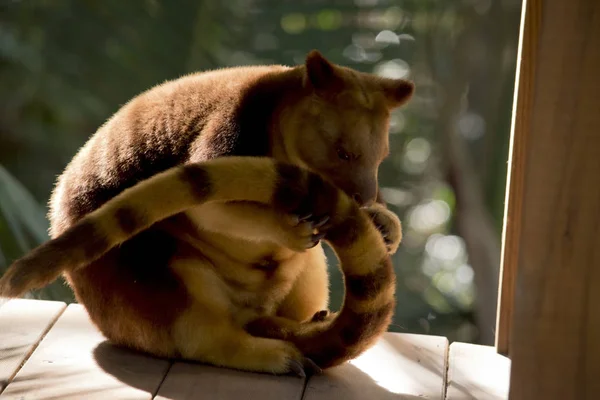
0 299 510 399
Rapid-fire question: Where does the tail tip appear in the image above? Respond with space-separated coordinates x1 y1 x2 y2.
0 272 25 298
0 260 47 298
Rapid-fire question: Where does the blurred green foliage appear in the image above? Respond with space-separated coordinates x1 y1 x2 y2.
0 165 74 301
0 0 522 344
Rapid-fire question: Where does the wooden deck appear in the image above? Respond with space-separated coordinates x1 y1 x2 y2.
0 299 510 399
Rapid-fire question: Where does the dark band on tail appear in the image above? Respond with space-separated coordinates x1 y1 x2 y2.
272 163 306 210
339 301 395 346
280 209 397 369
115 207 143 235
326 214 363 247
345 258 392 301
71 220 111 259
180 164 213 200
272 162 340 220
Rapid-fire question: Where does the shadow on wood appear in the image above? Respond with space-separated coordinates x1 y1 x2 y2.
93 338 438 400
94 340 309 400
92 341 169 398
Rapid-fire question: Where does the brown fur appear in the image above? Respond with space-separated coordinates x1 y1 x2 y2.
0 51 413 374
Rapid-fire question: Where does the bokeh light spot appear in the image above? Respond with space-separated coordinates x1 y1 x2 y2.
281 13 307 34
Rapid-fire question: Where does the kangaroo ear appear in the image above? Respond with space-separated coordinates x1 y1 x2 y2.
380 78 415 109
304 50 342 91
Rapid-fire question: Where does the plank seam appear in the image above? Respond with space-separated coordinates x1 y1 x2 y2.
443 340 451 400
151 361 174 400
299 372 310 400
0 300 67 396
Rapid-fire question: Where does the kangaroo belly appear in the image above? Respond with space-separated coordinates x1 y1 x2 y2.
65 211 312 357
163 213 311 323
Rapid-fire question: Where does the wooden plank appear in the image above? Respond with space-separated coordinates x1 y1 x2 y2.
506 0 600 398
0 304 170 400
494 0 539 357
446 342 510 400
303 332 448 400
154 362 306 400
0 299 66 394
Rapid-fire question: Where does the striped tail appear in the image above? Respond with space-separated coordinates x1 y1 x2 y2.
246 202 396 369
0 155 397 370
297 210 396 368
0 156 300 297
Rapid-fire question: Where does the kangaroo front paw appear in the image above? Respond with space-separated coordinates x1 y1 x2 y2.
273 166 343 251
310 309 338 323
273 165 341 234
279 213 330 252
363 204 402 254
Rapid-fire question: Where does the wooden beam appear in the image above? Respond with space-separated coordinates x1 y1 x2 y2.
507 0 600 398
495 0 539 357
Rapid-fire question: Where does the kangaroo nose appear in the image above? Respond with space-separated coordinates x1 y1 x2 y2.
352 193 363 204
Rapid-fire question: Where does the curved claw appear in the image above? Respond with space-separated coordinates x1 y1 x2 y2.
286 357 323 378
302 357 323 375
293 213 330 228
313 215 330 229
298 213 313 223
287 359 307 378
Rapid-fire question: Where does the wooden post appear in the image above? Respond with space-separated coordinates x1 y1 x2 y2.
505 0 600 398
495 0 538 357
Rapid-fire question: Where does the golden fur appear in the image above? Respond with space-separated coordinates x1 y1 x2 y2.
0 51 413 374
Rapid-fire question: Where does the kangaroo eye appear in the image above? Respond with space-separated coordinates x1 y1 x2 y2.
337 147 351 161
